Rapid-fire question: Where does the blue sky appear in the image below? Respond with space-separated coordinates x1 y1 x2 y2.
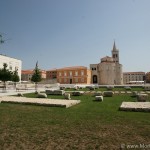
0 0 150 72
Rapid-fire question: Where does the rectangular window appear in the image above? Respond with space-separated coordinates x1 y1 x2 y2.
69 71 72 76
75 71 78 76
75 78 78 83
81 78 84 82
64 72 67 76
81 70 84 76
59 72 61 76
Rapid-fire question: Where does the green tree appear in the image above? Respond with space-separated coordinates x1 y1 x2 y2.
12 68 20 90
0 63 12 92
31 61 42 91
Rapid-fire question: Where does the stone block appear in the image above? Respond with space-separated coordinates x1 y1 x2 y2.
53 90 65 95
37 93 47 98
144 86 150 91
60 87 65 90
72 91 83 96
87 86 95 90
103 91 114 97
93 92 102 96
119 102 150 112
95 96 103 101
107 86 114 90
74 86 79 90
45 90 54 95
124 86 131 90
137 94 148 102
64 93 71 100
45 90 65 95
17 93 24 97
131 91 138 97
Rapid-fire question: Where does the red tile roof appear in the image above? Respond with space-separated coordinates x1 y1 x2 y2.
57 66 87 70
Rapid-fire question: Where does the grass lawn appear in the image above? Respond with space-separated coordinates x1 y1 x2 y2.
0 93 150 150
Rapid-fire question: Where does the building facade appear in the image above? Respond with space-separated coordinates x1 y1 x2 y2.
145 72 150 83
123 72 145 84
21 69 46 81
57 66 91 84
0 54 22 80
90 42 123 85
46 69 57 80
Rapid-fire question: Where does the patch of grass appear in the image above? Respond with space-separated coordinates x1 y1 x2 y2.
0 93 150 149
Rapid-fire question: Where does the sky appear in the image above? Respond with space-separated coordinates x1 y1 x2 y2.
0 0 150 72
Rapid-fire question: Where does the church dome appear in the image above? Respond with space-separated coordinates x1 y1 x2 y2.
101 56 114 63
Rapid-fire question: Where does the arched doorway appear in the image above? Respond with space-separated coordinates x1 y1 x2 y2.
93 75 98 84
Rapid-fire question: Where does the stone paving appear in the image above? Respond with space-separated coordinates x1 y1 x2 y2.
119 102 150 112
0 96 81 108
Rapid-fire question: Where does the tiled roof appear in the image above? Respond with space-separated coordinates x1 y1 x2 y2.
46 68 57 71
22 70 33 74
57 66 87 70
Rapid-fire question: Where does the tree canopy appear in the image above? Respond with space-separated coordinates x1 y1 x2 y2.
0 63 12 82
0 63 13 91
31 61 42 83
12 68 20 83
31 62 42 91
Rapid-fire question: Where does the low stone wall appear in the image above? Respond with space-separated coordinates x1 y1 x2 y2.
45 90 65 95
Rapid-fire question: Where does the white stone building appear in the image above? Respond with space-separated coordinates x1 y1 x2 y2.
0 54 22 81
90 42 123 85
123 72 145 84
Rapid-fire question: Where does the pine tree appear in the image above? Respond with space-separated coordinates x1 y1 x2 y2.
31 61 42 91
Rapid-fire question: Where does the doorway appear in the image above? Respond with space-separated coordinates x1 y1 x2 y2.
70 79 72 84
93 75 98 84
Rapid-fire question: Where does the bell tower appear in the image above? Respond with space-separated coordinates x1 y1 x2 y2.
112 41 119 63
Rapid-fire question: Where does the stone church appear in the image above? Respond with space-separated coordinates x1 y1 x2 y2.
90 42 123 85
